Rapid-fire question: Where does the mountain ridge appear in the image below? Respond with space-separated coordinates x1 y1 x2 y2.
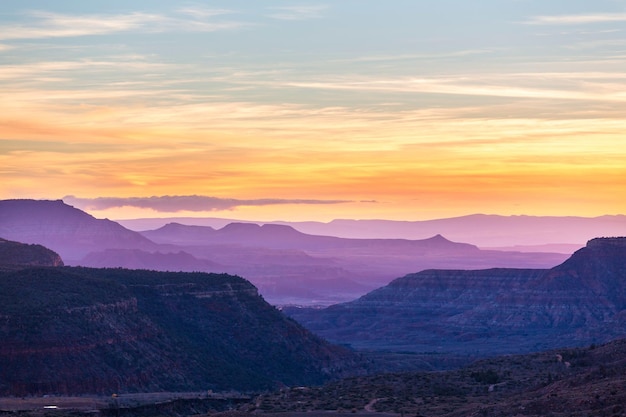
142 221 478 252
0 199 571 305
118 213 626 248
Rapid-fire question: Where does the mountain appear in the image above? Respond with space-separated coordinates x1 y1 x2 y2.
0 199 156 262
288 215 626 247
141 222 568 278
0 200 569 305
0 266 361 396
0 237 64 267
141 222 479 252
140 222 568 305
286 237 626 357
118 214 626 250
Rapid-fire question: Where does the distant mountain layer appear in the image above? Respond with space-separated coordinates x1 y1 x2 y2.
0 199 570 305
0 267 360 396
141 221 479 252
138 221 568 304
0 237 64 267
0 199 156 261
118 214 626 248
286 237 626 356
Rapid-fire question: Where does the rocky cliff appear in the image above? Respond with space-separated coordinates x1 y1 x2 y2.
286 237 626 356
0 267 361 396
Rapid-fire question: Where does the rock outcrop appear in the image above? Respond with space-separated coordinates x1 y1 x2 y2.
286 237 626 356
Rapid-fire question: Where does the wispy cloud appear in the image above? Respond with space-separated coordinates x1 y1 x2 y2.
0 9 246 41
331 49 495 63
278 74 626 102
0 11 161 40
176 7 232 19
63 195 352 212
267 5 328 20
0 59 170 81
525 13 626 25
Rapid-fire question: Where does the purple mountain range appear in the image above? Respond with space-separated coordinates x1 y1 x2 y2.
119 214 626 252
0 199 579 305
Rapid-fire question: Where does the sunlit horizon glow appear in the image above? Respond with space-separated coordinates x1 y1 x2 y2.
1 1 625 222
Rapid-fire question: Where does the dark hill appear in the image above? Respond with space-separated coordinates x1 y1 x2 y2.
0 199 156 261
286 237 626 357
0 237 63 267
0 266 361 396
243 338 626 417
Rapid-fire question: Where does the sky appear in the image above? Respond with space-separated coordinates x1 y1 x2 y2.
1 0 626 221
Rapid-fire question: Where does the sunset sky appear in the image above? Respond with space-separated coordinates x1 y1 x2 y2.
1 1 625 221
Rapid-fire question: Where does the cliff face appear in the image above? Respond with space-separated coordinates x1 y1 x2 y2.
286 237 626 356
0 238 64 267
0 267 360 396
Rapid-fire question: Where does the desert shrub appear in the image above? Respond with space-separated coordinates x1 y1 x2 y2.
470 370 500 384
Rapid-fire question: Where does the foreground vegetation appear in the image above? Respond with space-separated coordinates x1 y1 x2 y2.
4 339 625 417
234 338 626 417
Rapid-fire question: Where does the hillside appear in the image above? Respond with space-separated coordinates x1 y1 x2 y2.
240 338 626 417
286 237 626 357
0 199 156 261
0 266 361 396
0 237 63 267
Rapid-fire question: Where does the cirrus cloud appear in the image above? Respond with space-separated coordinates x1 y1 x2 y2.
524 13 626 25
0 9 247 41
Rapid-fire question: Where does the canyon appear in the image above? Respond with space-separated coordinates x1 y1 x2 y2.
286 237 626 359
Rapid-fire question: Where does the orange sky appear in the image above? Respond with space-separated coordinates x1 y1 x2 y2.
1 2 626 221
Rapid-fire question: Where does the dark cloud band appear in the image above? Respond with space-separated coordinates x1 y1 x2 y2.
63 195 352 212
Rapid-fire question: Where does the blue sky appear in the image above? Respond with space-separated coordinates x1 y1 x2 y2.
1 1 625 220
